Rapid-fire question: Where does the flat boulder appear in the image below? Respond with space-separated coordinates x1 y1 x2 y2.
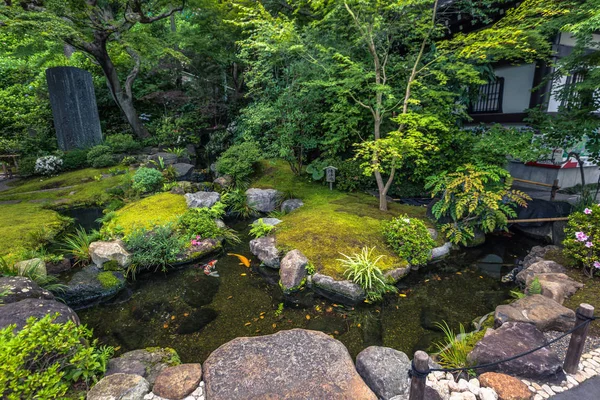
281 198 304 213
61 265 126 309
355 346 410 400
522 245 560 268
89 240 131 268
172 163 195 181
0 298 79 332
384 267 410 284
252 217 282 227
311 273 366 305
479 372 533 400
516 260 566 285
153 363 202 400
249 236 280 268
246 188 281 213
203 328 377 400
184 191 220 208
105 348 181 386
467 322 562 379
0 276 54 304
280 250 308 292
525 273 583 304
494 294 575 332
87 373 150 400
14 258 46 278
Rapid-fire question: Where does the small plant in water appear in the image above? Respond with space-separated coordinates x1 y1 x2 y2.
62 227 96 268
249 219 275 239
274 302 284 317
434 321 473 371
338 247 397 302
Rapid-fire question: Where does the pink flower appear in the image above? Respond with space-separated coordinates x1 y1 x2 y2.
585 241 594 248
594 261 600 269
191 239 200 246
576 231 589 242
196 235 201 240
584 208 593 215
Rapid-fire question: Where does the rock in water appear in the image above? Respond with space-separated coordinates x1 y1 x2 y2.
153 364 202 400
0 276 54 304
172 163 195 181
89 240 131 268
355 346 411 400
0 298 79 332
184 191 220 208
249 236 280 268
203 329 377 400
494 294 575 332
61 265 126 309
87 373 150 400
252 217 282 227
245 188 282 213
279 250 308 292
311 273 366 305
524 273 583 304
467 322 562 379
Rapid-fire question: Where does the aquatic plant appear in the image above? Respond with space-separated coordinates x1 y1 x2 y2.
62 227 96 268
249 219 275 239
125 224 186 278
222 189 258 219
383 215 435 266
274 302 284 317
433 321 473 371
338 247 397 302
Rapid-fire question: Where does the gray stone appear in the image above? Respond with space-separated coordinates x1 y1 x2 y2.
516 260 566 285
0 298 80 332
355 346 411 400
523 246 560 268
213 175 232 189
311 273 366 305
106 348 181 386
61 265 126 309
494 294 575 332
384 267 410 283
203 329 377 400
467 322 562 379
15 258 47 278
90 240 131 268
184 192 220 209
431 242 452 260
46 67 102 151
0 276 54 304
246 188 282 213
149 152 179 166
281 199 304 213
525 273 584 305
87 373 150 400
153 364 202 400
173 163 195 181
249 236 280 268
280 250 308 292
428 228 438 240
252 217 282 227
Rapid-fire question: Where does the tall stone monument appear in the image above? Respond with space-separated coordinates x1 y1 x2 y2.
46 67 103 151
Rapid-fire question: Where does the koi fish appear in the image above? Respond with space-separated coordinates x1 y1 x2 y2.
203 260 219 277
227 253 251 267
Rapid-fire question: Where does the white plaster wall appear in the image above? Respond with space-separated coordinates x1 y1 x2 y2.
559 32 600 49
493 64 536 113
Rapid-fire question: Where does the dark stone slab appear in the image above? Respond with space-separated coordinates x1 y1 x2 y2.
0 298 80 332
0 276 54 304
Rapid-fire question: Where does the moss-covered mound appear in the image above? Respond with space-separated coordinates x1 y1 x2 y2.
253 160 437 280
108 192 187 234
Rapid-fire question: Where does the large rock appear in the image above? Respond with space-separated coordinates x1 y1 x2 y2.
0 298 79 332
105 348 181 386
384 267 410 284
87 373 150 400
89 240 131 268
524 273 584 304
203 329 377 400
61 265 126 309
172 163 195 181
0 276 54 304
479 372 533 400
280 250 308 292
311 273 366 305
281 198 304 213
184 191 220 208
246 188 282 213
153 364 202 400
149 152 178 166
249 236 280 268
516 260 566 285
355 346 410 400
467 322 562 379
522 245 560 268
494 294 575 332
14 258 47 278
431 242 452 260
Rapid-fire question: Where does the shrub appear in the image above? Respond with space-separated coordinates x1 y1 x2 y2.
132 167 164 193
61 227 97 268
124 224 186 277
433 321 473 370
62 149 89 170
338 247 397 302
222 189 259 218
34 155 63 176
383 215 435 266
563 204 600 277
87 145 116 168
120 155 137 166
0 314 113 399
18 156 37 177
105 134 140 153
215 141 261 186
177 203 240 244
250 218 275 239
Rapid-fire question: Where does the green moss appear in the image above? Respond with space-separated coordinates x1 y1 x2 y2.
564 269 600 337
144 347 181 366
102 260 121 271
254 160 434 279
97 271 121 289
108 193 187 235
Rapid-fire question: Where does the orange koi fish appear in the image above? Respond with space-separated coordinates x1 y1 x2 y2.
227 253 251 267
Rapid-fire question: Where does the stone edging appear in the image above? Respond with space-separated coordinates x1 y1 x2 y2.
143 381 205 400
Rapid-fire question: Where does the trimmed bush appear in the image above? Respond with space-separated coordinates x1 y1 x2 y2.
87 145 116 168
18 156 37 177
132 167 164 193
106 133 141 153
383 215 435 266
215 141 261 185
62 149 89 170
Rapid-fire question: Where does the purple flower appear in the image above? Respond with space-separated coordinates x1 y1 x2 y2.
586 241 594 248
576 231 589 242
594 261 600 269
584 208 592 215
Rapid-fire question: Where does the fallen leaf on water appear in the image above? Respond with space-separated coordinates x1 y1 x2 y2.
424 279 430 283
326 307 333 313
479 276 484 279
114 346 121 351
357 323 361 328
334 330 339 335
227 296 233 299
396 305 399 309
305 315 311 320
240 273 247 276
244 322 251 326
272 323 277 328
456 272 462 275
399 293 407 298
255 329 261 333
184 313 189 317
260 315 264 319
171 316 176 320
163 323 169 329
260 311 266 316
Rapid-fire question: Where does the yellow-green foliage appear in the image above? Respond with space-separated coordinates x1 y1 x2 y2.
108 193 187 235
254 160 436 279
97 272 121 289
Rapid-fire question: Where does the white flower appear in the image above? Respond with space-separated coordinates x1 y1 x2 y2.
35 155 63 176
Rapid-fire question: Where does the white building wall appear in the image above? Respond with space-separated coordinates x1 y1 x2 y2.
559 32 600 49
493 64 536 113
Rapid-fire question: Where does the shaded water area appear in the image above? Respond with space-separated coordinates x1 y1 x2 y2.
60 207 104 232
78 228 541 363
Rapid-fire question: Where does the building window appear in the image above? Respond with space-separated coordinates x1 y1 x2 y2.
469 77 504 114
561 71 587 109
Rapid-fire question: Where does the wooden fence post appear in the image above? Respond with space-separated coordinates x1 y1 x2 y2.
409 350 430 400
550 179 560 201
564 303 595 374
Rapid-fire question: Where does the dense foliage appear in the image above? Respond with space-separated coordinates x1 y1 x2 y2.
132 167 165 194
215 141 262 186
383 216 435 266
563 204 600 277
125 224 186 276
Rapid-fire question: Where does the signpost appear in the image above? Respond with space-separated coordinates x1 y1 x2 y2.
324 166 337 190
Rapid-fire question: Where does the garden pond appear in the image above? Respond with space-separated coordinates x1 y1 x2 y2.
73 219 542 363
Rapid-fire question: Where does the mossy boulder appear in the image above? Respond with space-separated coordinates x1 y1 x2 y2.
61 265 126 309
105 347 181 386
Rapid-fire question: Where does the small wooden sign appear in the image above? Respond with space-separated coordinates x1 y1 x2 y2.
324 166 337 190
